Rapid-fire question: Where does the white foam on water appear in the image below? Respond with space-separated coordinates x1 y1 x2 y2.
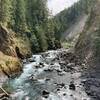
3 50 91 100
32 55 44 62
42 93 61 100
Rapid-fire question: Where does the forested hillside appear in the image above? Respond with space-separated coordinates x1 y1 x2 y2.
0 0 61 75
54 0 100 67
0 0 61 52
54 0 96 40
75 0 100 67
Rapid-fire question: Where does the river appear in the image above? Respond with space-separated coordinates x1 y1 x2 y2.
1 49 91 100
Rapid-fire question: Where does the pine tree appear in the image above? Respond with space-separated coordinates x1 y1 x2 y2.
35 25 48 52
13 0 27 32
26 0 48 29
30 33 40 53
0 0 11 26
0 0 61 53
26 0 49 51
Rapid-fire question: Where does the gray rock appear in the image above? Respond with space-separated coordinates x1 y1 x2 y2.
69 81 76 91
42 90 49 98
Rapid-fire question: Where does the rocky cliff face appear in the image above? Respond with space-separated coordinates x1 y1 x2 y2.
0 25 16 57
75 0 100 68
0 25 32 76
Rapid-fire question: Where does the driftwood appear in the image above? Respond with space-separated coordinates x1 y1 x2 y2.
0 87 9 96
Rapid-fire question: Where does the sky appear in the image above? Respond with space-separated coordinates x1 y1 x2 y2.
47 0 79 15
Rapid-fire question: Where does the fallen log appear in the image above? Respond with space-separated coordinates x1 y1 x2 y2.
0 87 9 96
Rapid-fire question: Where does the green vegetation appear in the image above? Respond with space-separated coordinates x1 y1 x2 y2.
62 42 73 49
12 0 27 32
75 0 100 65
54 0 96 38
1 0 95 53
0 0 61 53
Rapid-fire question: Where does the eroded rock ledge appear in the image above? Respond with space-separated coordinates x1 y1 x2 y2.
0 25 31 78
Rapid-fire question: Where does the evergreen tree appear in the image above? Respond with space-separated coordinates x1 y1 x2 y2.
45 19 56 49
30 33 40 53
35 25 48 52
13 0 27 32
26 0 49 51
0 0 11 26
0 0 61 53
26 0 48 29
54 0 96 38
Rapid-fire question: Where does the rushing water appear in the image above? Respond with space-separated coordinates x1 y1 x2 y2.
3 50 90 100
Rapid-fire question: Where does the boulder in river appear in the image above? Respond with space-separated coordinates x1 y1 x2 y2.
69 81 76 91
29 75 37 81
44 68 53 72
56 83 66 88
45 78 51 82
39 62 44 66
67 63 75 68
28 58 35 62
42 90 49 98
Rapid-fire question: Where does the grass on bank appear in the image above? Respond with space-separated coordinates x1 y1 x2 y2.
61 40 74 49
0 51 21 76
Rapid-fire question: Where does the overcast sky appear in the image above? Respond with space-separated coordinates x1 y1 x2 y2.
47 0 79 15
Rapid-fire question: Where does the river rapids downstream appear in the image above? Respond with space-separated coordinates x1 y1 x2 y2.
1 49 100 100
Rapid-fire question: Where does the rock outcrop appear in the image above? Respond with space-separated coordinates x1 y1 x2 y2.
0 25 17 57
0 25 32 77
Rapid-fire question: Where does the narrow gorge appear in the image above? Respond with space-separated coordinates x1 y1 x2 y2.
0 0 100 100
